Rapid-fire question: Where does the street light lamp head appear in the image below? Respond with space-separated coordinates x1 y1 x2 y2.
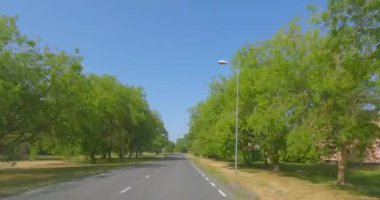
217 60 228 65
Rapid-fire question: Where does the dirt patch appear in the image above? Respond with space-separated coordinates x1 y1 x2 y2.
188 155 377 200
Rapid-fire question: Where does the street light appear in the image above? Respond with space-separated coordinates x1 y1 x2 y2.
217 60 228 65
217 59 239 174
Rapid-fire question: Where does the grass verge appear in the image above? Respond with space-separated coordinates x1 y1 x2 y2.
0 155 163 197
188 154 380 200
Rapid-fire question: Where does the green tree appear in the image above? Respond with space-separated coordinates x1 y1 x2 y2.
165 141 175 153
175 138 188 153
306 0 380 185
186 0 379 184
0 16 84 155
0 16 169 162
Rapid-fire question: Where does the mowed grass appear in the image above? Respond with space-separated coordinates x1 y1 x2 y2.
0 156 163 197
344 167 380 197
189 154 380 200
244 162 380 198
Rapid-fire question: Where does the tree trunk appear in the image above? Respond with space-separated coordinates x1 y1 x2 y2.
128 151 133 158
120 147 125 160
135 151 138 158
264 152 268 167
272 155 280 172
107 151 112 160
337 146 348 185
101 152 107 160
90 152 96 163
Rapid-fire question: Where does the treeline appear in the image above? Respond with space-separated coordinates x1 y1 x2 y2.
0 16 169 161
183 0 380 185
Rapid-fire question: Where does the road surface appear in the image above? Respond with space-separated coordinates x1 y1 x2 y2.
5 154 233 200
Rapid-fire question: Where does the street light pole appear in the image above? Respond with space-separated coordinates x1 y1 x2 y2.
234 69 239 174
217 60 239 174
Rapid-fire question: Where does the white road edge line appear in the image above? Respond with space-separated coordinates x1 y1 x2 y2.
190 160 222 193
218 189 227 197
146 175 151 178
120 187 132 194
24 188 46 195
189 160 201 172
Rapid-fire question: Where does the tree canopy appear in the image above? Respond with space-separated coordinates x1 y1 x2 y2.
0 16 169 161
184 0 380 185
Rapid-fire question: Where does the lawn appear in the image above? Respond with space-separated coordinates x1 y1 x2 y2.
0 155 163 197
243 162 380 198
188 154 380 200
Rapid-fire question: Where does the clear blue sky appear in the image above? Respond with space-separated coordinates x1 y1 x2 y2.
1 0 325 142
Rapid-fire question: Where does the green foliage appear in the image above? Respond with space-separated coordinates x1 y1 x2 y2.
0 16 168 161
174 138 188 153
164 141 175 153
186 0 380 184
286 127 319 162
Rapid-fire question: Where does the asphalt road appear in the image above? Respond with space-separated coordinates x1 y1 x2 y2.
5 154 232 200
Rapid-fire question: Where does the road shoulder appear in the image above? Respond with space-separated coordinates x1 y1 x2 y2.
187 154 256 200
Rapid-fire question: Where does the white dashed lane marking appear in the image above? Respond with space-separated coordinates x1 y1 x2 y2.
210 182 216 187
146 175 150 179
218 189 227 197
120 187 132 194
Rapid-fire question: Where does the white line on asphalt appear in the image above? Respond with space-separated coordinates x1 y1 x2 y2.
189 160 201 172
161 166 165 168
120 187 132 194
24 188 46 195
218 189 227 197
146 175 151 178
94 173 109 178
189 159 224 195
189 161 206 177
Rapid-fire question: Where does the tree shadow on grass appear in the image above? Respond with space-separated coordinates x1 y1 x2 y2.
343 168 380 197
235 162 380 198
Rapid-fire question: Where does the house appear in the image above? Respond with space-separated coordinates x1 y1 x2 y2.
363 138 380 163
322 139 380 163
